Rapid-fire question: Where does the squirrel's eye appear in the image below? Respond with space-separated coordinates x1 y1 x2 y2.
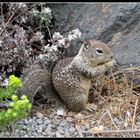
84 45 89 49
96 48 103 54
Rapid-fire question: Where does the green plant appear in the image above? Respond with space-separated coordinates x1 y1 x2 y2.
0 75 32 129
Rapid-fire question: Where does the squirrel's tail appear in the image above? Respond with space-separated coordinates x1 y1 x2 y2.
18 64 63 107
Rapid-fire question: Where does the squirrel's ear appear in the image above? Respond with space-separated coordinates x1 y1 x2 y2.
83 40 90 50
84 40 90 46
83 40 90 46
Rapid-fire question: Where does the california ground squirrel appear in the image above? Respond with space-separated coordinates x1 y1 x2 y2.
19 39 115 112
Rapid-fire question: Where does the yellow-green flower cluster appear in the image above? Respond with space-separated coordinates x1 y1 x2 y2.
0 95 32 127
0 75 32 128
8 75 22 88
10 95 32 111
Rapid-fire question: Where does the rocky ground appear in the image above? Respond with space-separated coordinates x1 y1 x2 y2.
1 103 140 138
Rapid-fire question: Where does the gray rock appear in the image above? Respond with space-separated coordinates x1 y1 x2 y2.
28 119 33 124
20 130 26 136
32 132 39 136
49 3 140 68
15 129 20 134
36 119 43 124
24 119 29 124
57 127 65 134
56 132 64 137
64 133 70 137
136 122 140 127
44 119 51 125
12 134 19 137
74 131 78 136
37 128 43 133
26 127 32 132
69 127 76 133
32 121 37 127
17 121 25 125
4 132 10 136
23 134 29 137
22 125 27 130
42 132 47 136
59 120 67 127
80 125 87 131
113 117 120 125
31 125 37 132
0 132 5 137
86 135 95 137
45 130 55 137
39 123 45 130
32 116 37 121
46 124 52 130
36 134 45 137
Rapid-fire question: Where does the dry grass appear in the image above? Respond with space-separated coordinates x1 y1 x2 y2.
87 66 140 137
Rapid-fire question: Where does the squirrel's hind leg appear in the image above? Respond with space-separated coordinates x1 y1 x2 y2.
62 92 88 112
63 92 97 113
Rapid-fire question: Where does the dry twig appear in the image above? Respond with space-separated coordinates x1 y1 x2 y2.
75 124 84 137
132 99 138 129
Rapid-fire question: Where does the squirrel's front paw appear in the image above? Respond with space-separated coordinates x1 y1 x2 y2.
106 59 116 68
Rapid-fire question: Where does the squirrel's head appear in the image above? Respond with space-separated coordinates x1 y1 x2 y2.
79 39 114 66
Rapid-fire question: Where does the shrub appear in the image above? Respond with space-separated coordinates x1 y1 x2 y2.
0 75 31 129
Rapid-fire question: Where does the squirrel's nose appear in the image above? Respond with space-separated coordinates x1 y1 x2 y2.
110 55 113 59
110 53 113 59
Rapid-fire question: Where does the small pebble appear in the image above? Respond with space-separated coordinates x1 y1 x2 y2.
22 125 27 130
58 128 65 134
46 124 52 130
44 119 51 125
28 119 33 123
36 119 43 124
17 121 25 125
64 133 70 137
45 131 54 137
20 130 27 136
136 122 140 127
32 133 38 136
80 125 87 131
59 121 66 127
69 127 76 133
42 132 47 136
0 132 5 137
56 132 64 137
137 115 140 122
32 116 37 121
45 129 52 135
23 134 29 137
5 132 10 136
113 117 122 125
15 129 20 134
37 129 42 133
74 131 78 136
57 108 65 116
24 119 29 124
